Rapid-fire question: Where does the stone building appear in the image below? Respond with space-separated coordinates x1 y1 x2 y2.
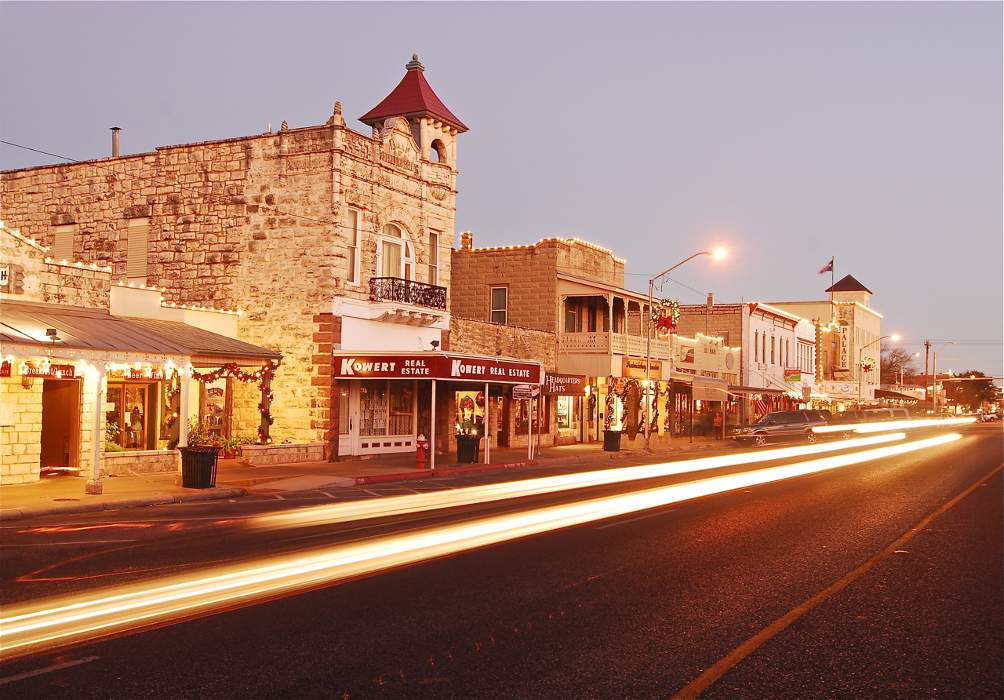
3 55 539 462
451 235 741 445
0 221 280 487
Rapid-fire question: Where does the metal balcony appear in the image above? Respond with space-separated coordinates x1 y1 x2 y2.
369 277 447 311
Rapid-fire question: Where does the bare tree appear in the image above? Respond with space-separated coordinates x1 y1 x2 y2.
881 347 918 385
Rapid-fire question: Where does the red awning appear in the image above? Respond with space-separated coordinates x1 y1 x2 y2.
333 352 541 385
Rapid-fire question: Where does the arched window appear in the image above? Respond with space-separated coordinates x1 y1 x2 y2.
378 223 415 279
430 139 447 164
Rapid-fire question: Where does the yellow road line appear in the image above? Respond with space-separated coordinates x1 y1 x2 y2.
670 460 1004 700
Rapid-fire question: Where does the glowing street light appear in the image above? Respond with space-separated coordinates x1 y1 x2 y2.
645 247 729 449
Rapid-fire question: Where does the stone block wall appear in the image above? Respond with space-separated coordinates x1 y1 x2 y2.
0 377 43 484
449 317 557 372
1 227 111 308
678 305 745 348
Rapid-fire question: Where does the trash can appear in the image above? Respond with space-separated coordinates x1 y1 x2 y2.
603 429 622 452
456 435 480 464
179 446 220 488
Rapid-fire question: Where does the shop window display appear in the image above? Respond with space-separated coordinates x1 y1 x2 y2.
515 396 549 434
105 382 155 451
455 391 485 437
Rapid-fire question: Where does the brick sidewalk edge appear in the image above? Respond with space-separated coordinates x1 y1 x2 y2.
0 487 248 522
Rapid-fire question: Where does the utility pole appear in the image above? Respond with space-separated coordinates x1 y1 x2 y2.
924 339 931 402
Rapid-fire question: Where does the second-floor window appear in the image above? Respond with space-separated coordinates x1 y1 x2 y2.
379 223 413 280
771 337 776 365
564 302 578 333
345 208 360 284
428 230 439 285
126 218 149 282
754 331 760 362
490 286 508 325
52 224 76 262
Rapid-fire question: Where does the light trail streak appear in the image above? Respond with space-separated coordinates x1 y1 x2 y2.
812 416 976 434
250 433 905 530
0 432 960 660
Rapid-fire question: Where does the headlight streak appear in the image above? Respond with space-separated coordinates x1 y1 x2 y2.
249 433 906 531
0 432 960 659
812 416 976 434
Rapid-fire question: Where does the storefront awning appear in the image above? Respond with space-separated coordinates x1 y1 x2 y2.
875 389 921 402
0 300 281 365
729 385 793 395
333 351 542 384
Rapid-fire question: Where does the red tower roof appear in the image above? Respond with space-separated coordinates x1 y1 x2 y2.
360 55 468 133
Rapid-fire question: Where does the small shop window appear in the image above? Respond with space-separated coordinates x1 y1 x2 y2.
455 390 485 437
490 287 508 325
200 377 231 440
345 208 360 284
388 381 414 435
515 396 549 434
556 395 574 429
105 382 157 451
359 379 388 436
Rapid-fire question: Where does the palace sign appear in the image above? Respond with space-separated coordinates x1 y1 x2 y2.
333 353 541 384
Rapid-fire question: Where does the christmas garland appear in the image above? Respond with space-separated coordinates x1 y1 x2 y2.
190 360 279 444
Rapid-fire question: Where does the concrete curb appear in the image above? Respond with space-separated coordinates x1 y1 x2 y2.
0 487 247 522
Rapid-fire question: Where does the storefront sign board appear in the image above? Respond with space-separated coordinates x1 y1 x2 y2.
22 363 75 379
622 357 662 380
333 354 541 384
513 384 540 399
692 377 728 402
784 369 801 382
543 372 586 395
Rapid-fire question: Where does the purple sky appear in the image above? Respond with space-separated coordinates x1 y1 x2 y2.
2 2 1001 376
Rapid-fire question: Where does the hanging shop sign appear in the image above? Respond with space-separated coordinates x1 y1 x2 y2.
622 357 662 380
512 384 540 400
543 372 586 395
334 353 542 384
784 369 802 382
20 362 75 379
692 376 728 402
0 264 9 289
0 360 10 378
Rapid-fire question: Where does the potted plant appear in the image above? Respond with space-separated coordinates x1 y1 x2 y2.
220 436 242 459
178 419 222 488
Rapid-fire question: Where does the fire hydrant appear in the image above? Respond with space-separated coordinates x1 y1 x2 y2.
416 434 427 470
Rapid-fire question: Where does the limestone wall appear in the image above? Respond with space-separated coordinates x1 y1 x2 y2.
449 317 557 372
2 112 458 446
1 226 111 308
0 376 43 484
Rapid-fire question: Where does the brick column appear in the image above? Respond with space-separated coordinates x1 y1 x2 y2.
311 313 341 461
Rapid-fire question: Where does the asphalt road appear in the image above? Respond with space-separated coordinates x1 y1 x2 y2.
1 424 1000 698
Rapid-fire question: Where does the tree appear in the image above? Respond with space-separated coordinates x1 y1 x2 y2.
943 370 1000 411
881 347 918 385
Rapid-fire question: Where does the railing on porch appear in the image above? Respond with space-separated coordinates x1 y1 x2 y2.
559 331 671 360
369 277 448 311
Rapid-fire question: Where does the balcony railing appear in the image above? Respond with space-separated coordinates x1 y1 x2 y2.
559 331 672 360
369 277 447 311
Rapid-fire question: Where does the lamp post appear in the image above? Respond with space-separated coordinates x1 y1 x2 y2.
645 247 727 449
858 333 900 405
899 352 920 386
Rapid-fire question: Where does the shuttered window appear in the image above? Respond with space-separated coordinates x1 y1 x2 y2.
51 225 76 262
126 218 149 281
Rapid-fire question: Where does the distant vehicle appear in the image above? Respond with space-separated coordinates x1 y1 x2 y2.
735 410 829 447
980 413 1000 422
829 407 910 425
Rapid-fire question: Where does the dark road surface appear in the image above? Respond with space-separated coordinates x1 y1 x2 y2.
1 425 1000 699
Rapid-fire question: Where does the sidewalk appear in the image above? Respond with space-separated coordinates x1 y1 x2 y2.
0 436 728 521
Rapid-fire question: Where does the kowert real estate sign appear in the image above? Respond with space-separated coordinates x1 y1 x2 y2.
333 354 541 384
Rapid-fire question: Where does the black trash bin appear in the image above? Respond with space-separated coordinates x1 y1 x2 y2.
179 446 220 488
603 429 622 452
456 435 480 464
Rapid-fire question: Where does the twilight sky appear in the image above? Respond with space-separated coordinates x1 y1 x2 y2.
2 2 1001 375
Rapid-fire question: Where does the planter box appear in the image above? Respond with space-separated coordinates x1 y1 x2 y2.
103 449 180 476
240 442 325 467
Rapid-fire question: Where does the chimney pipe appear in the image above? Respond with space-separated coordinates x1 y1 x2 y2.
110 127 121 157
460 231 473 251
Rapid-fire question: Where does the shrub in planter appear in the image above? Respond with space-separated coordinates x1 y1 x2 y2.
179 419 221 488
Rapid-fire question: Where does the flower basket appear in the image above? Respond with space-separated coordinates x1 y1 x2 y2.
179 445 220 488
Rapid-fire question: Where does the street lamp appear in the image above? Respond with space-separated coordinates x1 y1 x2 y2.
644 247 728 449
858 333 900 405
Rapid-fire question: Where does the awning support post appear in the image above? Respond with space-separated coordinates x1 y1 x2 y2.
430 379 436 471
178 365 190 448
85 362 107 495
484 382 490 465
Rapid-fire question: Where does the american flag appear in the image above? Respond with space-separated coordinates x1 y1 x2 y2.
754 398 770 415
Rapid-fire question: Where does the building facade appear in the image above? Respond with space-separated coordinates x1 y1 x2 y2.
2 55 517 461
770 275 882 407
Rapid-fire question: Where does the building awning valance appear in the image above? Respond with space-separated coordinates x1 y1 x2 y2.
333 351 542 384
729 385 793 396
875 389 920 402
0 300 281 365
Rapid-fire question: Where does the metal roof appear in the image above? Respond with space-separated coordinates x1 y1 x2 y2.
0 300 281 363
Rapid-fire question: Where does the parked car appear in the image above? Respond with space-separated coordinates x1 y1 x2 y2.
735 410 830 447
829 407 910 425
980 412 1000 422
